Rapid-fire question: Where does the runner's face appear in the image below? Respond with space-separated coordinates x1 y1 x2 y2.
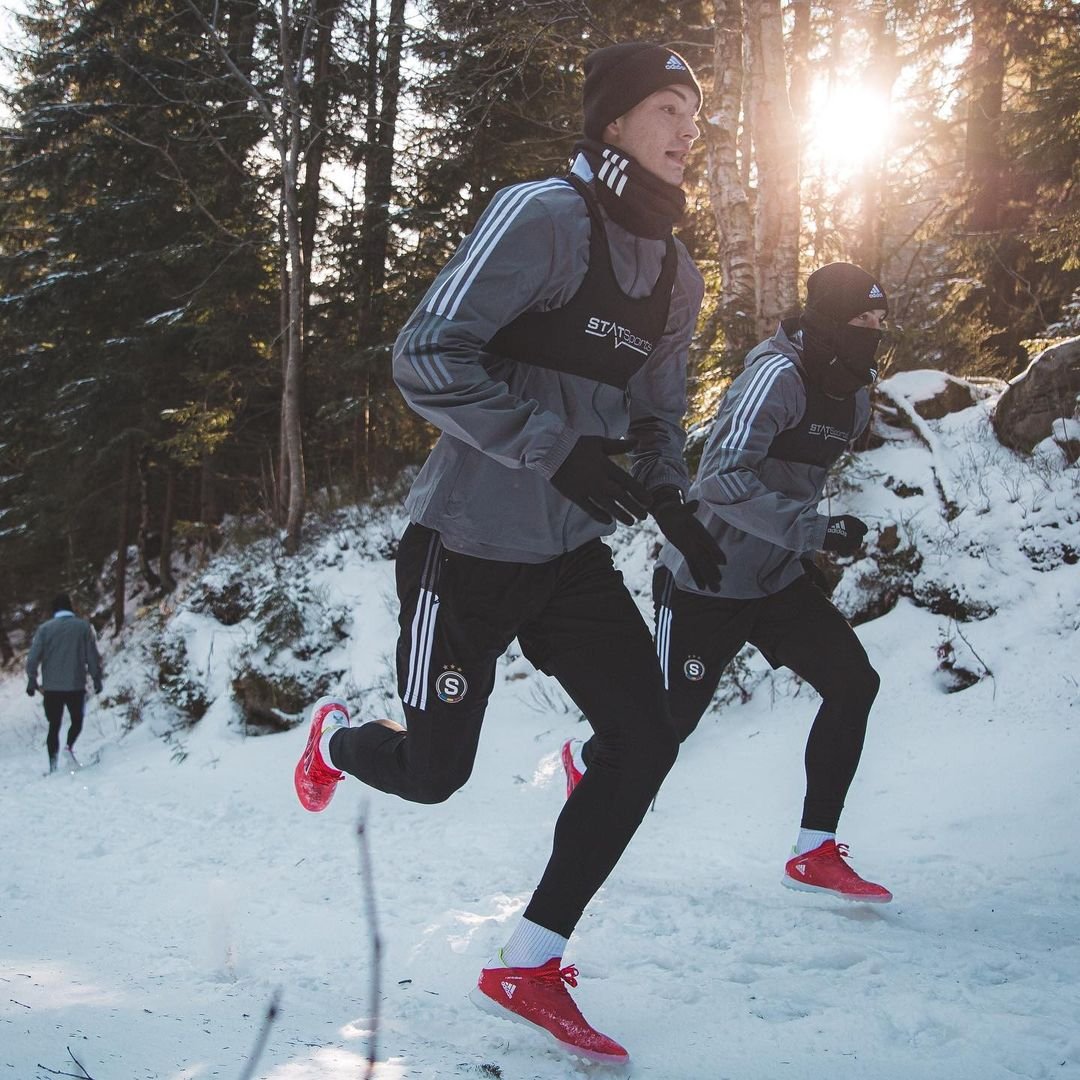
848 309 887 330
603 85 700 186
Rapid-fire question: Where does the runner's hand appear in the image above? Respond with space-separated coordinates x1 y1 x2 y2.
822 514 868 556
550 436 649 526
651 487 726 591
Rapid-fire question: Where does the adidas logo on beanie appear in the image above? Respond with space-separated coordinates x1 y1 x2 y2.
804 262 889 324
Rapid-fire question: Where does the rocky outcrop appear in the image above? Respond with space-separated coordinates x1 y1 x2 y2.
993 337 1080 453
911 374 977 420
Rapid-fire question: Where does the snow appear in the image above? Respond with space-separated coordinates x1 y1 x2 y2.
144 308 188 327
3 371 1079 1080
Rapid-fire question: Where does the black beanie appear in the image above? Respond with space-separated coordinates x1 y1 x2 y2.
804 262 889 324
51 592 73 613
582 42 702 141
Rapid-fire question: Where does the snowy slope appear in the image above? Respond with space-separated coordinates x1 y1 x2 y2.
2 371 1078 1080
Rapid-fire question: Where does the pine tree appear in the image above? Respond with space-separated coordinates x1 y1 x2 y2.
0 0 275 619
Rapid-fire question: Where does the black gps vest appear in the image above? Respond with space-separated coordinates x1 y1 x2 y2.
768 365 857 467
485 176 677 391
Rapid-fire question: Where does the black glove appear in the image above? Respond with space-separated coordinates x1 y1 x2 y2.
26 677 37 697
822 514 868 556
550 436 649 526
93 677 103 694
651 487 726 591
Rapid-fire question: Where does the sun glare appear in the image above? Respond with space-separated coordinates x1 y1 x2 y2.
805 81 891 177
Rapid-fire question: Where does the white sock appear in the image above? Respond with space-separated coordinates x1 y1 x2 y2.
795 828 835 856
319 725 344 769
496 918 568 969
570 739 587 774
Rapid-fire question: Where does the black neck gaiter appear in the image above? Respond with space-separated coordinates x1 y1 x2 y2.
798 309 883 397
571 139 685 240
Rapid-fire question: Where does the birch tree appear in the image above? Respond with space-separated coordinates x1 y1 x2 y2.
185 0 343 554
703 0 801 358
746 0 800 336
703 0 757 357
852 1 900 277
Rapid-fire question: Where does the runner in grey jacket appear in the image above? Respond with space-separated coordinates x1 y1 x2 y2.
572 262 895 905
394 153 704 562
657 320 871 596
26 592 102 771
657 262 893 901
294 43 725 1065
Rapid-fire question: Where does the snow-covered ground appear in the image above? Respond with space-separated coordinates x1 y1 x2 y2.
2 370 1079 1079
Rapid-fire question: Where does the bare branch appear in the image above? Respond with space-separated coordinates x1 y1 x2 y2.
949 618 997 699
180 0 282 149
35 1047 96 1079
91 113 247 243
356 806 383 1080
236 988 281 1080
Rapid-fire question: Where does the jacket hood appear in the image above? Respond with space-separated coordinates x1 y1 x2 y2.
744 319 805 375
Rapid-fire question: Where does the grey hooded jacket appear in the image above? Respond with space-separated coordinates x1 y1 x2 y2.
659 323 871 598
393 154 705 563
26 612 103 692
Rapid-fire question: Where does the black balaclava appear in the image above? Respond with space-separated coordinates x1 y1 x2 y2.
798 262 889 397
574 42 702 240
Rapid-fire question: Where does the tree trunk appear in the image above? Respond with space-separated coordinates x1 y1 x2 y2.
705 0 757 359
281 1 307 555
358 0 406 343
747 0 800 336
113 437 134 635
965 0 1006 234
198 454 215 524
788 0 811 131
277 195 290 526
137 445 161 592
853 2 898 277
300 0 343 326
159 457 177 594
354 0 406 487
0 605 14 664
808 0 845 265
352 372 371 498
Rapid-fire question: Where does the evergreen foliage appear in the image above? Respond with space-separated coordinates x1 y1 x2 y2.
0 0 275 610
1 0 1077 623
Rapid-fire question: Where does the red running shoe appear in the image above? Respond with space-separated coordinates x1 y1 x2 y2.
783 839 892 903
471 957 629 1065
294 696 350 812
560 738 584 799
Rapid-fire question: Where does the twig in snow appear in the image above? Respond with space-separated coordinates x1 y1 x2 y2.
35 1047 95 1079
67 1050 93 1080
236 988 281 1080
950 619 997 700
356 805 383 1080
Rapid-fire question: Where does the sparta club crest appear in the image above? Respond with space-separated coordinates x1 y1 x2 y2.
682 656 706 682
435 668 469 703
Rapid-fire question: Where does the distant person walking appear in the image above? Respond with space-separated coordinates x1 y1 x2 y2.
26 593 103 773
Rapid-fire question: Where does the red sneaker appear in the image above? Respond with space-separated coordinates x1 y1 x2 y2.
294 696 350 812
560 738 584 799
783 840 892 903
471 958 629 1065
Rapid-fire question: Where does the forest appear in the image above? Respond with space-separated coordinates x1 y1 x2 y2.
1 0 1078 640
